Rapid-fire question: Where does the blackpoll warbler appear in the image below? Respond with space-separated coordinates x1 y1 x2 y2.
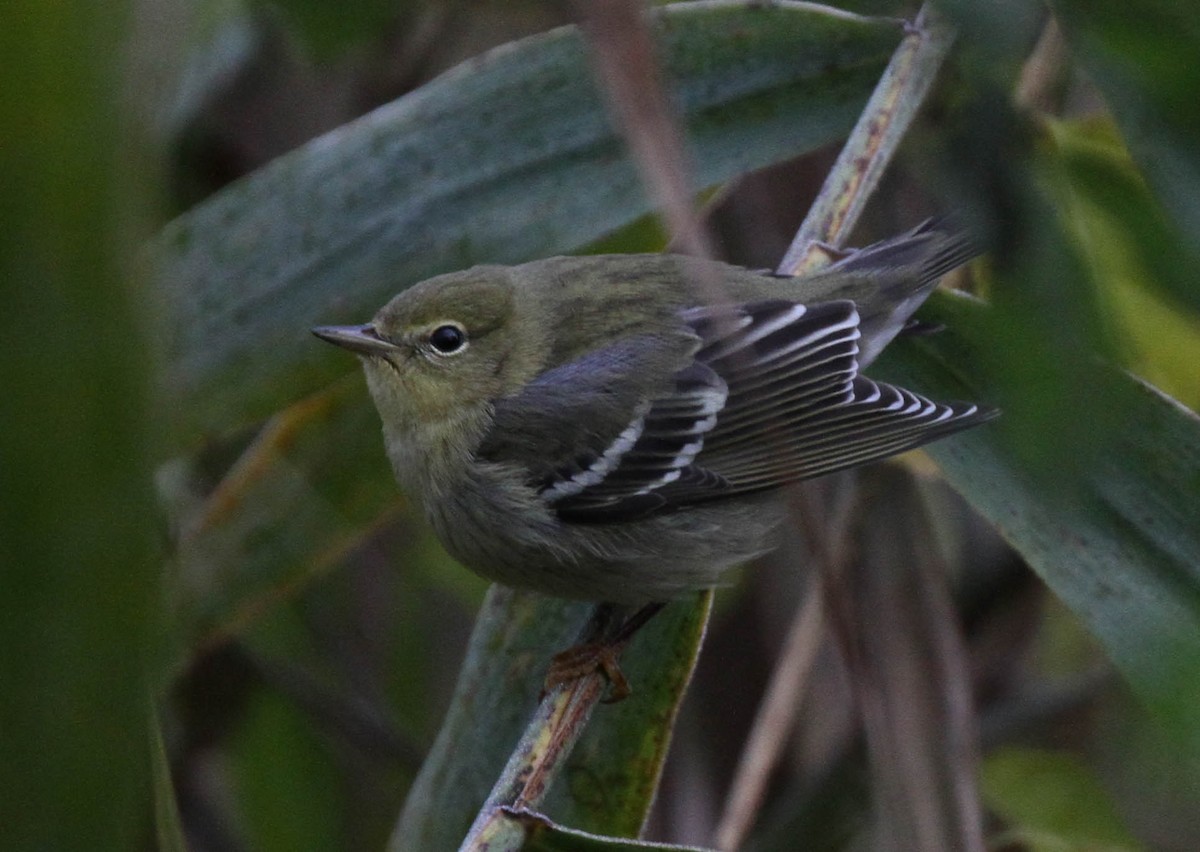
314 219 994 629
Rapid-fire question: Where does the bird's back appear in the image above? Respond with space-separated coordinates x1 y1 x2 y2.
510 218 979 369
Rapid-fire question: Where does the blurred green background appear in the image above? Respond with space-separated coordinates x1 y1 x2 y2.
4 1 1199 850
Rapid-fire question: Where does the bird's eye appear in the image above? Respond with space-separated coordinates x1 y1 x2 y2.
428 323 467 355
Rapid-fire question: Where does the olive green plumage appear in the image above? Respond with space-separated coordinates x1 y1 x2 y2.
314 220 994 605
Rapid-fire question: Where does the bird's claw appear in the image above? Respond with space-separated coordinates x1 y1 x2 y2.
542 641 632 703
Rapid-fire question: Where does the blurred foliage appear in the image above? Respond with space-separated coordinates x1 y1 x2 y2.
267 0 403 59
1 2 161 850
982 747 1141 851
6 0 1200 850
1052 0 1200 260
1044 118 1200 408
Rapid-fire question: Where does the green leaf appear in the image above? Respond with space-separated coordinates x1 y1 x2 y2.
231 672 342 851
162 372 488 665
982 747 1142 851
391 590 709 851
1045 117 1200 319
0 1 161 847
1039 119 1200 411
1053 0 1200 259
876 290 1200 752
150 1 903 443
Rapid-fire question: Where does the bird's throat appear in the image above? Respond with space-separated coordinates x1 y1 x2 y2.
382 407 491 503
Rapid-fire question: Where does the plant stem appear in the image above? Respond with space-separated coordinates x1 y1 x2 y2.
778 4 956 275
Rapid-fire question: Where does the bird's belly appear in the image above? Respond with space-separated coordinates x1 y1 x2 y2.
422 470 785 605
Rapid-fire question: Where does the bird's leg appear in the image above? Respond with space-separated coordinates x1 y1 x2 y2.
543 601 667 703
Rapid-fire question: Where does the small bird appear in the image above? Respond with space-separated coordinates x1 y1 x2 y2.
314 220 995 692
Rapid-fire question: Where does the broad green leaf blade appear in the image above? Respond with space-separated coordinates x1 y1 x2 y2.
1 1 160 847
150 1 903 443
230 669 343 851
391 590 709 851
1041 119 1200 411
876 290 1200 749
1045 118 1200 318
1052 1 1200 265
981 748 1142 851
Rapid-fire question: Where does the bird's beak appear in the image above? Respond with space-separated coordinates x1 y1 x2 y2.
311 324 398 356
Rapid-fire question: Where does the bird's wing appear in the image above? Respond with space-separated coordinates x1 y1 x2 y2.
789 217 983 366
823 215 981 286
479 299 993 523
672 300 992 496
475 330 729 519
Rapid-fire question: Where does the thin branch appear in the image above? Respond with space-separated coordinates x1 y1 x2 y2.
179 383 345 544
839 468 985 852
714 481 859 851
715 4 962 845
713 577 825 850
460 675 612 850
573 0 715 262
457 600 711 851
1014 18 1068 115
777 4 956 275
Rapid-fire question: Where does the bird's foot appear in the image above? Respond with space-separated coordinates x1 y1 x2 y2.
540 601 667 703
543 641 632 703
